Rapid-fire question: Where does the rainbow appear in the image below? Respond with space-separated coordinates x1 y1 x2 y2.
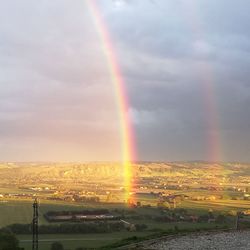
181 1 222 162
86 0 136 201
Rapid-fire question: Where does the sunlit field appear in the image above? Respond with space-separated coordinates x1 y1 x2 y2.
0 162 249 249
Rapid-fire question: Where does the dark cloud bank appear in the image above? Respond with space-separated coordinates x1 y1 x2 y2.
0 0 250 162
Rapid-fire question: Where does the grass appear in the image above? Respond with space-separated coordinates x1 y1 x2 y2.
181 200 250 212
0 200 98 227
0 198 247 249
0 200 33 227
18 232 152 250
0 199 134 227
1 198 247 228
18 222 232 250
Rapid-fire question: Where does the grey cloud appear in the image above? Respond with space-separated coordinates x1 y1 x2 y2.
0 0 250 161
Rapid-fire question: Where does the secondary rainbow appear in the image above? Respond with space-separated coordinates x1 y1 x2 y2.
87 0 136 201
181 1 222 162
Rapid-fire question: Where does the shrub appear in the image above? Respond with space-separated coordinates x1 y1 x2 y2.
51 242 64 250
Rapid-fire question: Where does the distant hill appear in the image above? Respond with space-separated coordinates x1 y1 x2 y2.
0 162 249 188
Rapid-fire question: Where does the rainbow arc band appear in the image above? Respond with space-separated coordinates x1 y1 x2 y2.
87 0 136 201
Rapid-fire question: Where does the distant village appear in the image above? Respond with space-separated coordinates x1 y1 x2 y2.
0 162 249 213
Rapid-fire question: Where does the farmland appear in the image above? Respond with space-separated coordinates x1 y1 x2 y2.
18 232 152 250
0 162 249 249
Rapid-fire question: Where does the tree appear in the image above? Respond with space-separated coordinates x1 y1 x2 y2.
51 242 64 250
216 214 226 223
0 230 21 250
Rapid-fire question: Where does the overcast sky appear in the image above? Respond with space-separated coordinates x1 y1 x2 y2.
0 0 250 162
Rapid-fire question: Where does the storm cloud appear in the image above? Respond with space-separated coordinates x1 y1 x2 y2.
0 0 250 162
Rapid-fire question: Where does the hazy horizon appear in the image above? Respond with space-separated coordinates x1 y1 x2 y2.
0 160 249 164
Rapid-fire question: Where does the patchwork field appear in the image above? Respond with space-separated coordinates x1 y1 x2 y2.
0 162 249 249
0 199 245 249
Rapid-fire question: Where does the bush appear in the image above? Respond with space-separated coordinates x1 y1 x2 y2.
5 221 125 234
135 224 147 231
0 229 21 250
198 214 209 222
51 242 64 250
215 214 226 223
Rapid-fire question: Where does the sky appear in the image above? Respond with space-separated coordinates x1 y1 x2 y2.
0 0 250 162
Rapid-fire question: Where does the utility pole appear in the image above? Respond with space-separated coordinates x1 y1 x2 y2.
32 198 38 250
235 211 240 230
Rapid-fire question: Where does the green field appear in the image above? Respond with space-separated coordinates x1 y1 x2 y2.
181 200 250 213
0 198 249 228
18 232 152 250
17 222 231 250
0 199 128 227
0 199 249 249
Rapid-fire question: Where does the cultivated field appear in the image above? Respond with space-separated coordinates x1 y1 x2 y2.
0 162 249 249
